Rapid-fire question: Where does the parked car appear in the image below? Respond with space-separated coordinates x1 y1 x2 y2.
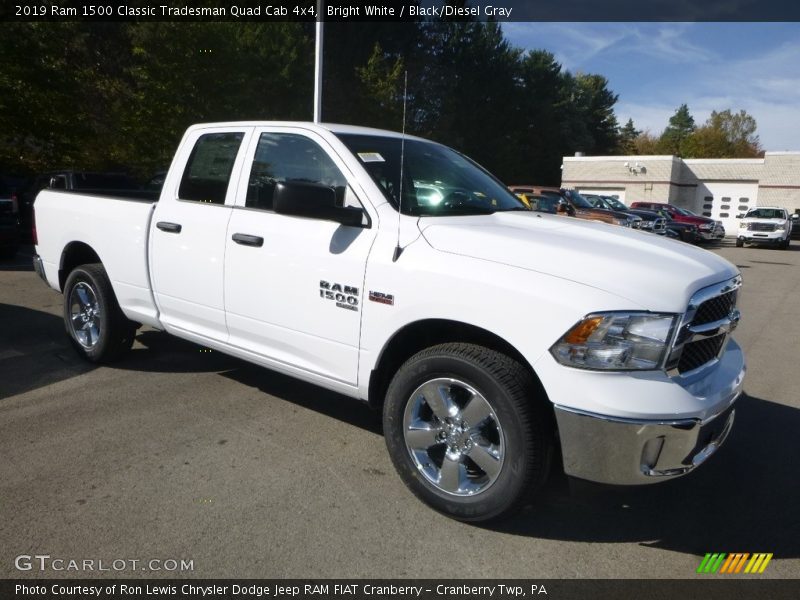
623 208 668 235
791 213 800 240
0 179 21 258
630 202 724 241
34 121 745 522
509 187 573 215
736 207 792 249
524 193 568 215
510 186 640 227
652 209 701 243
584 195 666 236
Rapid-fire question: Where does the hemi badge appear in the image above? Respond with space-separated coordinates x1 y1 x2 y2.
369 291 394 306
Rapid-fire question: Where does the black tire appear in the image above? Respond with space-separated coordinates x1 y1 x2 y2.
735 238 744 247
63 263 137 363
383 343 553 522
781 238 790 249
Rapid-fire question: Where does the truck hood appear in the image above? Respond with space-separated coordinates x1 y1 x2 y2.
418 212 739 311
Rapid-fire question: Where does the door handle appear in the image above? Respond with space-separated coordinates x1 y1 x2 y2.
232 233 264 247
156 221 182 233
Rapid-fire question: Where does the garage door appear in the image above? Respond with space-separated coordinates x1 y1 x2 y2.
694 183 758 236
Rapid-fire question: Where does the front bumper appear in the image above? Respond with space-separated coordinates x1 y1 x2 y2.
555 398 737 485
698 226 725 240
546 338 745 485
739 230 787 244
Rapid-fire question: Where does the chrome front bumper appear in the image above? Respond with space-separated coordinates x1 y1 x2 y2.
554 395 739 485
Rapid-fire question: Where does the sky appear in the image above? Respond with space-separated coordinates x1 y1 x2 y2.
502 23 800 152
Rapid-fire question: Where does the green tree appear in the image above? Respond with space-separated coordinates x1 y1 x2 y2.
355 43 406 128
573 73 620 155
658 104 696 156
412 21 523 180
514 50 567 183
618 118 640 154
682 109 762 158
633 131 660 155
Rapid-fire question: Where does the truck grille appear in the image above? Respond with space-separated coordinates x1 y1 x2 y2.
693 290 737 325
749 222 776 232
677 335 727 373
668 277 742 376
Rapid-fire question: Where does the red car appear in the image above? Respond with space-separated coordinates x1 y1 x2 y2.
630 202 725 241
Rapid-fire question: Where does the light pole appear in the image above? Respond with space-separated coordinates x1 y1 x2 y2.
313 0 323 123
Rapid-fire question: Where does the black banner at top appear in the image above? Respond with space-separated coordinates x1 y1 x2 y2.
3 0 800 22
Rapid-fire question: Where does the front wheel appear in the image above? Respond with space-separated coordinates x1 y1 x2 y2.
63 263 137 363
383 343 553 522
735 238 744 247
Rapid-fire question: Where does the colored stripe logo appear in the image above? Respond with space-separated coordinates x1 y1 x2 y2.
697 553 773 574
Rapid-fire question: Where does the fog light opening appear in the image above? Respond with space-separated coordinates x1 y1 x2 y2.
641 436 665 472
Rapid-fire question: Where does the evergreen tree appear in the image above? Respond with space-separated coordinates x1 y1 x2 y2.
658 104 696 156
619 119 640 154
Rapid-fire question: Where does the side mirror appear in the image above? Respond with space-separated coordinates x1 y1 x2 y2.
736 214 744 218
273 181 365 228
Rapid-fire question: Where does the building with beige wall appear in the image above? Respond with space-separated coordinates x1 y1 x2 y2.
561 152 800 234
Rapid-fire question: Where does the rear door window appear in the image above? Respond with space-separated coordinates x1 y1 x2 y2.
179 133 244 205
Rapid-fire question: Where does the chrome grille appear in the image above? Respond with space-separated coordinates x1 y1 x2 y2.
677 335 727 373
693 290 737 326
667 277 742 377
749 222 776 232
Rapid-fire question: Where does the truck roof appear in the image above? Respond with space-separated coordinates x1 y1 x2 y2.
186 121 425 141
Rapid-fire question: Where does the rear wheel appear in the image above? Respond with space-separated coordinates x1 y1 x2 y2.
383 343 553 522
64 263 137 362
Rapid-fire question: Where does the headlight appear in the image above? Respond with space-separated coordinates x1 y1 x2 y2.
616 218 630 227
550 312 677 370
776 222 786 231
699 223 712 230
739 221 748 229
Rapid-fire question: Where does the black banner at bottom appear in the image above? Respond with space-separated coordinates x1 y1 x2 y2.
2 579 798 600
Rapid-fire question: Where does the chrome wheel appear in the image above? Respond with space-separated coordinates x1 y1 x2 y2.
68 281 101 348
403 377 505 496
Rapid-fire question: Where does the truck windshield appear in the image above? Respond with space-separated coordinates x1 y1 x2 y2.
604 197 628 211
563 189 594 209
335 134 526 216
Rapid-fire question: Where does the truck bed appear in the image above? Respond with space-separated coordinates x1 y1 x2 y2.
35 190 160 327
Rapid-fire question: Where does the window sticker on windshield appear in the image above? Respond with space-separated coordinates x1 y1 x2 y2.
357 152 385 163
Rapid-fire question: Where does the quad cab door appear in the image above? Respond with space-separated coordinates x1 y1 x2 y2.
150 126 252 341
223 127 377 387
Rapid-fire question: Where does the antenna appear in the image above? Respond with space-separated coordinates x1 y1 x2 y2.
392 70 408 263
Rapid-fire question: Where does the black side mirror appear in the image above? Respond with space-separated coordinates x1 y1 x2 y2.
736 214 744 219
273 181 365 227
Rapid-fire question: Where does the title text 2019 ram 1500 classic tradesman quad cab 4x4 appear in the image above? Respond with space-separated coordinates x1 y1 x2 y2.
33 122 746 522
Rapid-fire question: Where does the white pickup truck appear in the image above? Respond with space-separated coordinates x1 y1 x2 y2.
736 206 792 248
33 122 746 522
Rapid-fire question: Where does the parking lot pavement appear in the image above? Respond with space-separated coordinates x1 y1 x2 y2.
1 243 798 579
